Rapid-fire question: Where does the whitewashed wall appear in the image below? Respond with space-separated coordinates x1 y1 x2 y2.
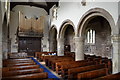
51 1 118 34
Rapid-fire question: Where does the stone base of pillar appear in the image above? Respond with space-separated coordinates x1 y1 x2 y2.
57 54 64 56
75 58 84 61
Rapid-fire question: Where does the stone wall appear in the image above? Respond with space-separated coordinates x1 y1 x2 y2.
84 16 112 58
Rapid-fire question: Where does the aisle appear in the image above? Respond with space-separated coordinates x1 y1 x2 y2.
30 57 60 80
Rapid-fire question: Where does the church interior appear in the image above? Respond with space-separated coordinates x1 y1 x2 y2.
0 0 120 79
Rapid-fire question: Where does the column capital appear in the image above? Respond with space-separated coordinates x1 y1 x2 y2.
111 34 120 42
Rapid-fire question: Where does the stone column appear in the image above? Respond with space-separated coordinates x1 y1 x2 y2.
0 11 2 79
74 37 84 61
112 35 120 74
2 41 8 59
49 40 54 52
42 37 49 52
57 38 64 56
49 39 56 52
2 17 8 59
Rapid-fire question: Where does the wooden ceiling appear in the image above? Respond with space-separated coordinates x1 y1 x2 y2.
10 1 59 14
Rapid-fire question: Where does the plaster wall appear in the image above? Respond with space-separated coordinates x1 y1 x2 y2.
51 1 118 34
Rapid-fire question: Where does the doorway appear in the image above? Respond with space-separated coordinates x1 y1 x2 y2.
18 37 41 56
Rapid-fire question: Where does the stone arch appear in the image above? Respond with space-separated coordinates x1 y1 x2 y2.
57 19 75 56
49 25 58 38
58 19 76 39
77 8 116 37
49 25 58 52
76 8 116 73
77 8 114 57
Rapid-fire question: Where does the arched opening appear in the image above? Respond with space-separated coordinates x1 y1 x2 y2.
49 26 57 52
84 16 111 58
64 24 75 53
2 14 9 59
58 20 75 56
77 8 117 73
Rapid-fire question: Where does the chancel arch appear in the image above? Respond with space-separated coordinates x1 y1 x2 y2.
49 25 57 52
57 20 75 56
77 8 119 74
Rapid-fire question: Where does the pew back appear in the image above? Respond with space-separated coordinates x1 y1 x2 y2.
2 65 40 71
68 64 107 79
3 68 44 77
77 68 108 80
2 72 48 80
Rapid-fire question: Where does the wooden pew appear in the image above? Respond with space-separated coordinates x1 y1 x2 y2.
64 52 75 57
68 64 107 79
101 58 112 74
3 68 44 77
35 52 55 61
41 55 56 61
4 62 36 67
61 61 96 78
3 59 34 67
94 72 120 80
48 56 74 68
77 68 109 80
35 52 41 59
3 60 34 63
3 58 33 62
51 58 74 70
2 65 40 72
55 60 88 74
3 59 33 63
45 56 57 66
46 56 71 67
2 72 48 80
3 58 31 61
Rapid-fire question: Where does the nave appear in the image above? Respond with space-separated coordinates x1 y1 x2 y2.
1 0 120 80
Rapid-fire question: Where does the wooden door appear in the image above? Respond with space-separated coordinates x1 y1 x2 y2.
18 37 41 56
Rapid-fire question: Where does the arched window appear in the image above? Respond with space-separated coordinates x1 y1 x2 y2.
87 29 95 44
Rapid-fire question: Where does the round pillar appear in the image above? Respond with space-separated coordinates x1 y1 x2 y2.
49 39 56 52
74 37 84 61
57 38 64 56
112 34 120 74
